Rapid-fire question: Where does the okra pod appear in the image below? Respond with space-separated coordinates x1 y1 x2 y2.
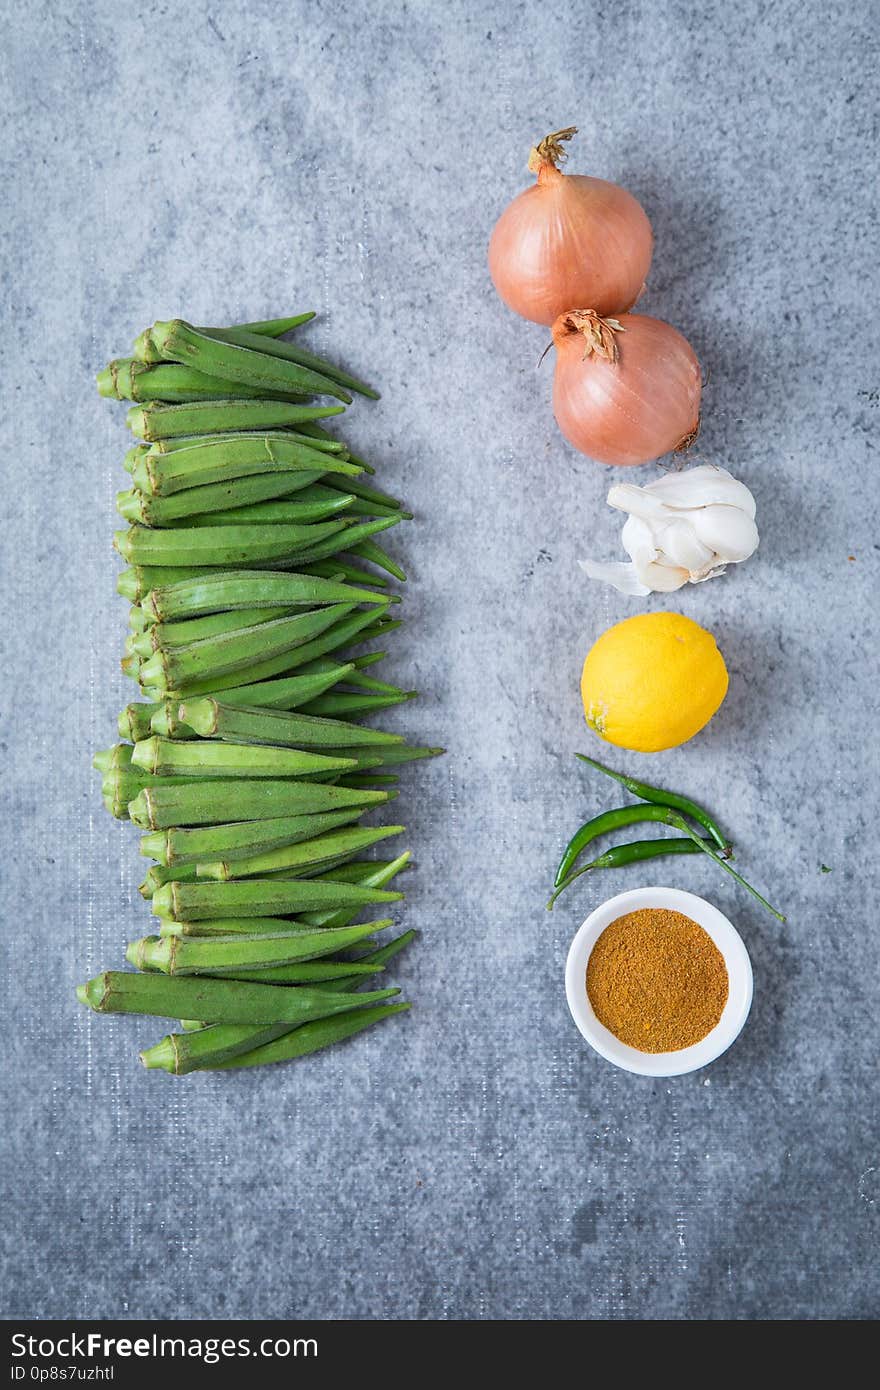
159 916 322 938
151 878 403 921
197 823 405 881
133 313 317 363
138 602 356 692
131 736 356 780
77 968 396 1025
174 493 355 527
129 918 388 973
138 862 200 898
117 473 330 526
142 571 389 623
114 520 350 569
140 807 365 867
127 400 343 441
118 702 161 743
98 359 310 405
130 434 356 497
214 1002 409 1070
155 662 357 713
128 780 389 829
144 320 352 403
202 325 379 401
129 606 291 659
179 697 404 749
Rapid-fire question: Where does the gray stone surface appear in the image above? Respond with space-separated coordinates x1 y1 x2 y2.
1 0 877 1321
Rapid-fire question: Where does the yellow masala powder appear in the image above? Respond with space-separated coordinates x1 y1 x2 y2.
586 907 728 1053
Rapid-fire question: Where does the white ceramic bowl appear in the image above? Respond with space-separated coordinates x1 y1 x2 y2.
565 886 753 1077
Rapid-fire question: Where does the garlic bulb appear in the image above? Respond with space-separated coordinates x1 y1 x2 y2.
580 465 759 596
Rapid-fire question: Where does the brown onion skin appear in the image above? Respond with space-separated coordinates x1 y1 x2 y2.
489 166 653 325
551 312 701 467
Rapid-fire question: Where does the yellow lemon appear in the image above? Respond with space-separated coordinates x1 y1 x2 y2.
581 612 728 752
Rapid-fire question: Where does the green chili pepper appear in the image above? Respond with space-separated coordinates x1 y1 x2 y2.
547 836 709 909
555 804 696 888
574 753 730 855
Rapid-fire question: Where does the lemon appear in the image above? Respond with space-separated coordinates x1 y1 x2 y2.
580 612 728 752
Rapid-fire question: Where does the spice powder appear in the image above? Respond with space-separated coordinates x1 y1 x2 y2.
586 907 728 1052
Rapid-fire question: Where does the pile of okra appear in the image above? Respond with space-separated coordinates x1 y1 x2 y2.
80 314 442 1074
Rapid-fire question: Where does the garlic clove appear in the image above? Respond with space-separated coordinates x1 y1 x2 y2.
621 517 689 591
687 504 759 562
644 465 757 518
654 517 716 572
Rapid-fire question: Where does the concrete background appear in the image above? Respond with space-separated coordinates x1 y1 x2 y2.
1 0 877 1320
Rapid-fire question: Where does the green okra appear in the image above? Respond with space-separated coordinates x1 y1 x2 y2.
214 1002 409 1070
114 520 350 570
179 697 404 749
148 604 392 696
137 939 396 1073
148 429 344 457
131 736 356 780
138 862 201 898
298 690 416 718
98 359 310 405
101 769 200 821
130 434 355 498
349 538 407 582
128 779 389 829
159 916 322 938
140 807 366 867
129 606 291 659
118 703 160 743
143 320 352 403
159 662 358 713
176 492 355 527
217 960 382 984
141 999 408 1074
128 605 150 633
142 571 390 624
159 857 411 936
118 566 220 603
138 602 357 692
149 700 199 739
117 473 331 526
128 918 388 974
77 968 396 1026
151 878 404 921
201 325 379 401
132 313 317 365
127 400 342 442
196 823 405 881
93 744 134 773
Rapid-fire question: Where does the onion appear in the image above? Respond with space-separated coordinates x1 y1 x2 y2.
551 309 701 467
488 127 653 326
